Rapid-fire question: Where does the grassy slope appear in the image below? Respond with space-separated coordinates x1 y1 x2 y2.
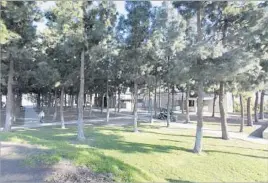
0 124 267 182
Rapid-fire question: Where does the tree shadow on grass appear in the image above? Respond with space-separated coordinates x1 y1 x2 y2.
204 149 268 159
0 129 153 182
166 179 195 183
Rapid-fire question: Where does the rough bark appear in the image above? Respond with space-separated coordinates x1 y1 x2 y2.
239 94 244 132
4 59 14 132
219 81 229 140
185 84 190 123
259 90 265 119
247 97 253 126
77 49 85 141
254 91 259 123
193 80 204 153
53 90 57 121
60 86 65 129
133 79 138 132
167 84 170 127
212 90 217 117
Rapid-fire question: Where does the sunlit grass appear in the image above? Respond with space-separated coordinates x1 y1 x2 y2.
0 123 267 182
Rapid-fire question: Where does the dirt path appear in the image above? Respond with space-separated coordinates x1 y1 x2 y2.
0 142 113 183
0 142 52 183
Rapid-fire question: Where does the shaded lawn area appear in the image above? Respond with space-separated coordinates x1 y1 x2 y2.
0 123 267 182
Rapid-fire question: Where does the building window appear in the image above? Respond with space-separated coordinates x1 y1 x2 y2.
189 100 194 107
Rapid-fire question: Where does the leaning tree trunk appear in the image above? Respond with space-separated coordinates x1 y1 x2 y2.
219 81 229 140
212 90 217 117
247 97 253 126
259 90 265 120
133 79 138 132
77 49 85 141
4 59 14 132
60 86 65 129
167 84 171 127
193 80 204 153
254 91 259 123
185 84 190 123
171 85 175 111
239 94 244 132
154 79 157 117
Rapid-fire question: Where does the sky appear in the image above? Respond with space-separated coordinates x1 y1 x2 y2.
35 1 163 32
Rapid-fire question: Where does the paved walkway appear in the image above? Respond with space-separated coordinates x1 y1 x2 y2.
1 109 268 145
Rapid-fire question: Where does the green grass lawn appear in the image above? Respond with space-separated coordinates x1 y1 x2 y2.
1 123 267 182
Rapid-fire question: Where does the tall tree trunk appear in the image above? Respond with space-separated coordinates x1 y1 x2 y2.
185 83 190 123
37 92 41 109
232 93 235 113
60 86 65 129
254 91 259 123
154 78 157 117
181 92 184 114
193 6 204 153
48 93 52 108
84 93 87 106
193 80 204 153
219 81 229 140
133 79 138 132
212 90 217 117
0 92 2 109
117 88 121 113
71 95 74 108
53 90 57 121
77 49 85 141
171 85 175 111
101 93 104 114
259 90 265 119
247 97 253 126
149 91 153 123
158 81 161 108
106 80 110 123
4 59 14 132
89 93 93 117
239 94 244 132
167 84 170 127
64 93 67 107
